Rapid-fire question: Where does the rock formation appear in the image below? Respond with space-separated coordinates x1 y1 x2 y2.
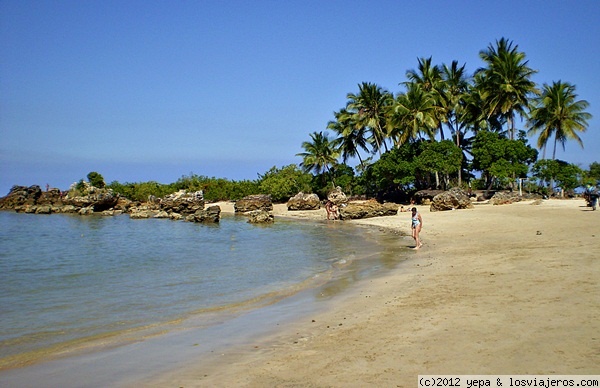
244 209 274 224
339 200 398 220
430 188 474 212
186 205 221 223
234 194 273 213
327 186 348 205
287 192 320 211
159 189 205 215
413 189 444 205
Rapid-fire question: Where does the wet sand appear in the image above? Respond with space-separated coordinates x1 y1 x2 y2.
149 198 599 387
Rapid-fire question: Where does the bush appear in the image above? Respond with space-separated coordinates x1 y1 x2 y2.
87 172 105 188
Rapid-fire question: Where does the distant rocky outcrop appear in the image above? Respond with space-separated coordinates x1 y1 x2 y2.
287 192 320 211
339 200 399 220
244 209 274 224
0 185 43 209
430 187 474 212
327 187 348 206
234 194 273 213
0 184 120 214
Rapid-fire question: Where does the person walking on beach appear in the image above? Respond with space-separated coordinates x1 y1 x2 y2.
411 207 423 249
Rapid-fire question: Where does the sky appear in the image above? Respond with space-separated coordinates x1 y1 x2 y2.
1 0 599 194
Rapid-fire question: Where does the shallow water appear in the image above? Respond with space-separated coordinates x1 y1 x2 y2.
0 211 403 371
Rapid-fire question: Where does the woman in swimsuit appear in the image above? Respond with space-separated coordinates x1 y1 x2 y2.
411 207 423 249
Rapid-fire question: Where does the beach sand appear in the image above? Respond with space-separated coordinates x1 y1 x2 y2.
149 199 599 387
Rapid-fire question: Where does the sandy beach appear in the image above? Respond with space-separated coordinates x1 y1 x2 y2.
143 198 599 387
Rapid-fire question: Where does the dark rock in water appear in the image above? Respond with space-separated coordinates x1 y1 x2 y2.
235 194 273 213
245 209 274 224
430 187 474 212
287 192 320 211
339 200 399 220
186 205 221 223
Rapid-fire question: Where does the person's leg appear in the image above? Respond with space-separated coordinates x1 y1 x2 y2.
415 225 422 248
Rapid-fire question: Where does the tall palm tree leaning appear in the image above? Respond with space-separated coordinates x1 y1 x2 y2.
476 37 538 140
527 80 592 160
296 131 340 188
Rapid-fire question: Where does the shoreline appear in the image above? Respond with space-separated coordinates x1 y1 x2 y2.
149 198 599 386
1 199 598 387
0 205 411 387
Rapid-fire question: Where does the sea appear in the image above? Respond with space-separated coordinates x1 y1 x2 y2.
0 210 408 386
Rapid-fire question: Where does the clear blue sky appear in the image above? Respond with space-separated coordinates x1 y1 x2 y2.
1 0 599 194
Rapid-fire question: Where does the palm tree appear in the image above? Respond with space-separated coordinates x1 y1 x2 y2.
327 108 370 167
527 80 592 160
296 131 340 187
476 38 538 140
405 57 447 140
441 60 470 185
388 83 438 146
346 82 394 155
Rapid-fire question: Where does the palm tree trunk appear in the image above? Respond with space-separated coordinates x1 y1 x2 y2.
456 130 462 186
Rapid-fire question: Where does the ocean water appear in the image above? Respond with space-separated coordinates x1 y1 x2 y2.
0 210 403 372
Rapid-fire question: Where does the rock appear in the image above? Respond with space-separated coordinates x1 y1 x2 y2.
287 192 320 211
489 191 522 205
129 209 157 219
339 200 399 220
170 213 184 221
245 209 274 224
327 187 348 206
0 185 43 209
35 205 52 214
78 206 95 215
414 190 444 205
160 190 204 215
154 211 170 219
430 188 474 212
235 194 273 213
186 205 221 223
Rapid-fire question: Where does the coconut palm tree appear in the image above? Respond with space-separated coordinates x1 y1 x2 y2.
388 83 438 146
527 80 592 160
346 82 394 155
476 38 538 140
296 131 340 187
327 108 370 167
441 60 470 185
405 57 447 140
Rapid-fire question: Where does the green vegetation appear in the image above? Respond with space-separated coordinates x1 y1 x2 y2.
84 37 595 203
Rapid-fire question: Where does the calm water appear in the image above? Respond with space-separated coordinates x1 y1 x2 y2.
0 211 398 370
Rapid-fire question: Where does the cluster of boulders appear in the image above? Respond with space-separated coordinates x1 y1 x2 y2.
0 185 220 224
2 182 543 228
0 184 121 215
